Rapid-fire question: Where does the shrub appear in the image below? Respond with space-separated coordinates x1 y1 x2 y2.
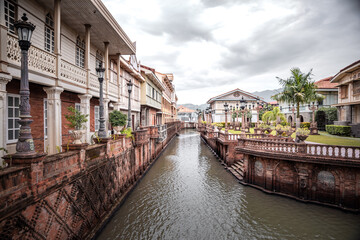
300 122 310 128
65 106 88 130
319 107 337 124
121 127 134 139
296 128 310 136
109 110 127 127
251 122 256 128
326 125 351 136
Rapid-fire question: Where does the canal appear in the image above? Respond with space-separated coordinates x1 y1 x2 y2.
97 129 360 240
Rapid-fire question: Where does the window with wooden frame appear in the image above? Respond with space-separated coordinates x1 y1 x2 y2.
44 13 54 53
76 37 85 68
4 0 16 34
340 85 348 99
96 50 103 68
353 81 360 96
7 94 20 143
94 106 100 131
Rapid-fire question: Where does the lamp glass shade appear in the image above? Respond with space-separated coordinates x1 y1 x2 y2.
96 67 105 79
127 81 133 91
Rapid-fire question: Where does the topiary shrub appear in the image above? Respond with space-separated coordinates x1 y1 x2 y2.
300 122 310 128
326 125 351 136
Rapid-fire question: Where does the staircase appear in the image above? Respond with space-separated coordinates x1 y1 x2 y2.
228 159 244 181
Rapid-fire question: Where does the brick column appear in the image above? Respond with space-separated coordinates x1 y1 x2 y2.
43 87 63 154
0 75 12 162
78 94 92 143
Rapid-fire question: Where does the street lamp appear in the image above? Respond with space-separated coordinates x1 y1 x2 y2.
240 96 246 132
96 62 106 138
224 102 228 129
127 80 133 129
14 13 37 156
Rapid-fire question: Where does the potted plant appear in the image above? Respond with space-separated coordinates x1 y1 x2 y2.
65 106 88 144
295 128 310 142
109 110 127 133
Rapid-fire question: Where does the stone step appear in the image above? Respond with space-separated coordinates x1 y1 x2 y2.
230 165 244 177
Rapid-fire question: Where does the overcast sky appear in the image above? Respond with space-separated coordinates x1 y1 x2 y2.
103 0 360 104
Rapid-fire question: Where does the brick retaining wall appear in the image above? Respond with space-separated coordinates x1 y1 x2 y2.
0 121 182 239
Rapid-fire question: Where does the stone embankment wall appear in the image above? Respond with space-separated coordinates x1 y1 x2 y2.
0 121 182 239
199 124 360 212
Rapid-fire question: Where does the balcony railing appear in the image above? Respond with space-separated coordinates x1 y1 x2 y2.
7 34 56 76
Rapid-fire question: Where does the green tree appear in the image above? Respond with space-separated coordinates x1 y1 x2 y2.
272 68 324 127
261 107 286 124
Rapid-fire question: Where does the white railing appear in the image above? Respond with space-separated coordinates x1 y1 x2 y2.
7 34 56 76
60 59 86 87
90 73 99 89
306 144 360 159
109 82 118 96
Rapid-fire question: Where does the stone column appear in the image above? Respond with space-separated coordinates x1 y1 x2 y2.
54 0 62 87
43 87 64 154
104 42 109 97
84 24 91 91
78 94 92 143
344 105 352 123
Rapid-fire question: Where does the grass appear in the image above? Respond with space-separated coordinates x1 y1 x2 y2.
224 128 360 147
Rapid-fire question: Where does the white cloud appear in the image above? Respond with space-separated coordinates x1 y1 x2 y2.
103 0 360 104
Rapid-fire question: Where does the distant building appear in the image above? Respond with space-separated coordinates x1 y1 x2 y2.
207 89 264 123
177 106 197 122
140 65 165 126
279 77 338 124
331 60 360 137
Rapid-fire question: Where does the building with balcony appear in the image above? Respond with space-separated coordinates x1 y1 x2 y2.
177 105 197 122
0 0 138 158
140 65 164 126
155 72 177 123
207 89 264 123
331 60 360 137
279 77 338 124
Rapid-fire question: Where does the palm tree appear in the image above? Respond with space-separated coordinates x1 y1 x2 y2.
262 107 286 124
272 68 324 128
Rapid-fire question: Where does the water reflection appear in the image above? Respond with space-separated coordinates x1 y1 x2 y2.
97 129 360 240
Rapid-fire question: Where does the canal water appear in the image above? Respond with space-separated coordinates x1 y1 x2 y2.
97 129 360 240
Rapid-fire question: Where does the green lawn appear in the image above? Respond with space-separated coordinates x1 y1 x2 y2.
223 128 360 147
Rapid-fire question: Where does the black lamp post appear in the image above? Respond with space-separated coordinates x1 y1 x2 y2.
14 14 36 156
127 80 133 129
240 96 246 131
96 62 106 138
224 102 228 129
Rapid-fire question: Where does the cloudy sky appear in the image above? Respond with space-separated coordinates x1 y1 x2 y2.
103 0 360 104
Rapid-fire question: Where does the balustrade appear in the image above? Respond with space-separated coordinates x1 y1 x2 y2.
7 33 56 76
90 73 99 89
60 59 86 87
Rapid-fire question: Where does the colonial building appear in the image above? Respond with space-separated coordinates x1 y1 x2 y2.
177 105 197 122
279 76 338 124
0 0 139 158
140 65 164 126
155 72 178 123
207 89 264 123
331 60 360 137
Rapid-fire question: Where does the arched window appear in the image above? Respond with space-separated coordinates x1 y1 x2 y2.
44 13 54 53
76 37 85 68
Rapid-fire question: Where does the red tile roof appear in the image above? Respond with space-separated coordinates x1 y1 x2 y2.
177 106 195 113
315 76 337 89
